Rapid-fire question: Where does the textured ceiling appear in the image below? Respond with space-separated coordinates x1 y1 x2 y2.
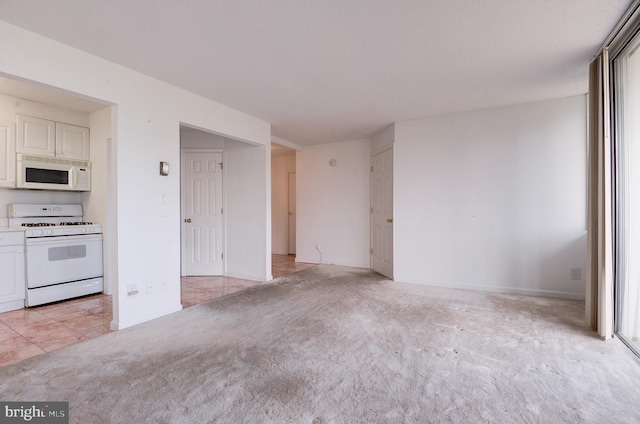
0 0 631 146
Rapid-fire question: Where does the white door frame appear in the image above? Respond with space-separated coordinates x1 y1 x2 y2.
180 148 225 276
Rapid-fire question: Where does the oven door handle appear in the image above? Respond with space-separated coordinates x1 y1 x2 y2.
26 234 103 245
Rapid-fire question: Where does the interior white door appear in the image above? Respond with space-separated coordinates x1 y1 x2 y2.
372 148 393 279
288 172 296 255
184 151 224 275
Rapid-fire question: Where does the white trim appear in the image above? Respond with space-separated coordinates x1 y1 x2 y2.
0 299 25 313
397 279 586 301
294 256 321 265
599 0 640 58
272 136 304 151
110 303 182 330
225 272 267 282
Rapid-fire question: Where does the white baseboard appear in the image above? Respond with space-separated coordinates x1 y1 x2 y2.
0 299 25 313
110 303 182 330
396 278 585 300
225 272 267 282
293 256 320 264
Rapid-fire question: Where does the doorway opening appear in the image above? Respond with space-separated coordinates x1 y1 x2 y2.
179 127 289 308
271 143 314 278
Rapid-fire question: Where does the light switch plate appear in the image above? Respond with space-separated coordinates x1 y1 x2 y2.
160 161 169 176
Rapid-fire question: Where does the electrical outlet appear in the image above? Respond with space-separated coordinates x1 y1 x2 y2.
147 282 155 295
160 280 168 291
570 268 582 281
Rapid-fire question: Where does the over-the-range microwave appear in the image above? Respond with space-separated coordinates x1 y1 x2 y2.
16 154 91 191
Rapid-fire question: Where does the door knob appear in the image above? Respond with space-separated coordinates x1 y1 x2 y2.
184 218 192 223
386 218 393 223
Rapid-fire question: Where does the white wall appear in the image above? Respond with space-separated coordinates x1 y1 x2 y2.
225 140 271 281
394 95 588 299
271 153 295 255
83 106 112 293
371 124 395 156
297 139 371 267
0 21 271 329
180 126 226 149
83 106 111 225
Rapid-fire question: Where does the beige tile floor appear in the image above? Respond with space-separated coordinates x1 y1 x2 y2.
0 255 315 367
272 253 316 278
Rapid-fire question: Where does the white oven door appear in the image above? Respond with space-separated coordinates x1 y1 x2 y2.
26 234 103 288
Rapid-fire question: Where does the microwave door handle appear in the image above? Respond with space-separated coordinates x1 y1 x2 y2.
70 167 76 188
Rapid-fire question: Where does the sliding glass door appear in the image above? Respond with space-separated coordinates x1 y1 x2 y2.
613 31 640 355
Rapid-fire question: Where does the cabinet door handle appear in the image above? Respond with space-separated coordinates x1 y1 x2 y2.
184 218 192 223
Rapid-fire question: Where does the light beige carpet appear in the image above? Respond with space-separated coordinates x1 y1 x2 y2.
1 265 639 423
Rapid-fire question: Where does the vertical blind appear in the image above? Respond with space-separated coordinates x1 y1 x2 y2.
587 50 614 339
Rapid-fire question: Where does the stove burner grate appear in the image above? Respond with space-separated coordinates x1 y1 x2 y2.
21 222 93 227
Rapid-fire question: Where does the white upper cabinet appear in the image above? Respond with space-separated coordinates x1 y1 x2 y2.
55 122 90 160
16 115 56 157
0 119 16 187
16 115 90 161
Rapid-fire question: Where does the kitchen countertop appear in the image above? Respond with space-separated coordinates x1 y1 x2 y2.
0 226 26 233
